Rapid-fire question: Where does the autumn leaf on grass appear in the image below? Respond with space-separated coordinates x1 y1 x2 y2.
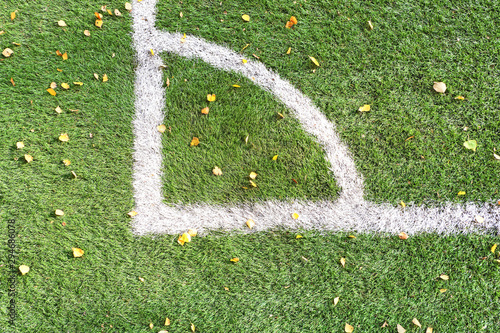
333 296 339 306
95 19 103 28
340 257 346 268
11 11 16 21
439 288 447 293
201 107 209 114
358 104 370 112
367 20 374 30
285 21 294 28
2 48 14 57
207 94 216 102
463 140 477 152
433 82 446 93
84 30 90 36
24 154 33 163
191 323 196 332
249 180 257 187
286 47 291 54
47 88 56 96
230 257 239 263
455 95 464 100
290 16 298 25
491 243 498 253
61 82 69 89
188 229 197 237
10 78 15 86
115 9 122 16
232 84 240 88
157 124 166 133
272 155 278 160
55 209 64 216
246 219 255 229
164 317 170 326
439 274 449 280
400 200 406 208
292 212 299 219
249 172 257 179
309 56 320 66
457 191 466 196
412 318 422 328
19 265 30 275
72 247 84 257
426 328 433 333
177 232 191 245
397 324 406 333
344 323 354 333
57 20 67 27
73 82 83 86
102 74 108 82
16 142 24 149
59 133 69 142
212 166 222 176
127 210 137 217
242 14 250 22
398 232 408 240
125 2 132 11
190 137 200 146
62 159 71 166
62 52 68 60
242 59 247 64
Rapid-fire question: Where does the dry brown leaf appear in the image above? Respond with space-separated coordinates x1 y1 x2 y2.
56 50 63 56
58 20 67 27
16 142 24 149
397 324 406 333
24 154 33 163
59 133 69 142
398 232 408 240
190 137 200 146
2 48 14 57
345 323 354 332
433 81 446 93
157 124 167 133
201 107 209 114
246 219 255 229
212 166 222 176
412 318 422 328
72 247 84 257
340 257 346 267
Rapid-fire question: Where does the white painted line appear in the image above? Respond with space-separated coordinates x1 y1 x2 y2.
130 0 499 236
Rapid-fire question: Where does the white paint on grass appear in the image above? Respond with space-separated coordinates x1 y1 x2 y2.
130 0 499 236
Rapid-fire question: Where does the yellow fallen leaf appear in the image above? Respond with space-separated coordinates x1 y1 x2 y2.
309 56 320 66
157 124 167 133
292 212 299 219
474 215 484 223
463 140 477 152
207 94 216 102
50 82 57 89
230 257 239 262
138 276 145 282
62 52 68 60
398 232 408 240
188 229 197 237
59 133 69 142
296 235 303 239
440 274 449 280
19 265 30 275
95 12 103 19
190 137 200 146
397 324 406 333
55 209 64 216
340 257 346 267
212 166 222 176
84 30 90 36
272 155 278 160
246 219 255 229
24 154 33 163
165 317 170 326
107 9 112 15
201 107 209 114
493 153 500 160
93 73 99 80
491 243 498 253
249 172 257 179
348 235 356 238
426 328 433 333
127 211 138 217
95 19 103 28
224 287 229 291
103 74 108 82
12 42 21 46
72 247 84 257
191 323 195 332
57 68 63 72
2 48 14 57
439 288 447 293
178 232 191 245
71 170 77 178
368 20 374 30
16 142 24 149
125 3 132 11
433 81 446 93
115 9 122 16
11 12 16 21
358 104 371 112
345 323 354 332
62 159 71 166
285 20 294 29
249 180 257 187
180 12 183 18
232 84 241 88
73 82 83 86
286 47 291 54
242 59 247 63
47 88 56 96
400 200 406 208
242 14 250 22
455 96 464 100
10 77 15 86
457 191 466 196
61 82 69 89
412 318 422 328
58 20 67 27
277 112 284 119
149 323 154 329
333 296 339 306
150 49 154 56
290 16 298 25
56 50 63 56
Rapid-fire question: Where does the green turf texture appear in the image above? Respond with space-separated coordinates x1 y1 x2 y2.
1 0 500 332
160 53 338 204
156 0 500 206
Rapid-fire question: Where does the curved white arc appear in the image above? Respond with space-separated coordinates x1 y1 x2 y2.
130 0 500 236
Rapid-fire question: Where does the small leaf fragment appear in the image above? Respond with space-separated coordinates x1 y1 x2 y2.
207 94 216 102
457 191 466 196
178 232 191 245
94 73 99 80
149 323 154 329
56 50 63 56
439 274 449 280
62 52 68 60
272 155 278 160
397 324 406 333
232 84 240 88
115 9 122 16
24 154 33 163
433 81 446 93
439 288 447 293
340 257 346 267
212 166 222 176
493 153 500 160
491 243 498 253
190 137 200 146
249 172 257 179
84 30 90 36
10 78 15 86
59 133 69 142
58 20 67 27
16 142 24 149
398 232 408 240
368 20 374 30
188 229 197 237
150 48 154 56
102 74 108 82
201 107 209 114
309 56 320 66
286 47 291 54
230 257 239 262
333 296 339 306
71 170 77 178
249 180 257 187
19 265 30 275
62 159 71 166
295 235 303 239
290 16 298 25
412 318 422 328
72 247 84 257
246 219 255 229
348 235 356 238
73 82 83 86
242 59 247 63
292 213 299 219
455 95 464 100
55 209 64 216
127 211 138 217
157 124 167 133
47 88 57 96
400 200 406 208
2 48 14 57
107 9 113 15
474 215 484 223
285 21 294 28
61 82 69 89
11 12 16 21
381 321 388 328
242 14 250 22
49 82 57 89
179 12 183 18
426 328 433 333
125 2 132 11
95 19 103 28
165 317 170 326
463 140 477 152
138 276 145 282
358 104 371 112
345 323 354 333
191 323 195 332
55 106 63 114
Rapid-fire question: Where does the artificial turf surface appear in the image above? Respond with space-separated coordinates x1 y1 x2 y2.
0 0 499 332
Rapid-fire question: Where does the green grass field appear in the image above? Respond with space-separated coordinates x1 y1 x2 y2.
1 0 499 332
